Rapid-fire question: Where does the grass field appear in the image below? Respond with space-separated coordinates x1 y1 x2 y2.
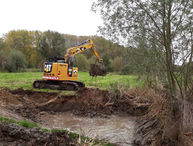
0 72 142 91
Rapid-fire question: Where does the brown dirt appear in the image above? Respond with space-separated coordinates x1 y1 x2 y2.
0 87 150 145
0 87 149 121
0 87 191 146
89 63 107 77
0 121 77 146
38 88 112 117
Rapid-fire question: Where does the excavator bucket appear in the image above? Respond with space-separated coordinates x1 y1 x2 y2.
89 63 107 77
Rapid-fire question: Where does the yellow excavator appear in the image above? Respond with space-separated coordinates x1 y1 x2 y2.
33 39 106 90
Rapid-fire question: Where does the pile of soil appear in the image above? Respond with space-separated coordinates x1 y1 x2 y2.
0 121 77 146
89 64 107 77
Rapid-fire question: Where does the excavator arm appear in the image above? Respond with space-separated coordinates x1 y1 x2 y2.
64 39 106 77
64 39 103 63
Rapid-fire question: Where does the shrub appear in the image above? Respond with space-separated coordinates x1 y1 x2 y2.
5 49 27 72
0 50 7 70
103 55 113 72
111 56 123 72
121 64 134 75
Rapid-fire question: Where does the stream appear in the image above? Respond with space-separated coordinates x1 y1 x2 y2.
40 112 135 145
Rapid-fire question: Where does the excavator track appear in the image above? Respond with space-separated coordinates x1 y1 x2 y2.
33 80 85 91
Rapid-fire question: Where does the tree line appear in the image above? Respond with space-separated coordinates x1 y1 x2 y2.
0 30 159 74
0 30 119 72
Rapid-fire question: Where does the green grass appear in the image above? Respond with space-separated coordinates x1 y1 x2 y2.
0 117 17 123
0 72 142 90
0 117 39 128
0 72 41 90
79 72 142 89
17 120 40 128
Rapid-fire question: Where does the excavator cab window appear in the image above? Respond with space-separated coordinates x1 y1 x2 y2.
57 60 65 63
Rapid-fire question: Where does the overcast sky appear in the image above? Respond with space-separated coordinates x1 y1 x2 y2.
0 0 102 36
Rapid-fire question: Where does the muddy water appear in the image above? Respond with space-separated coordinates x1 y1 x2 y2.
40 112 135 146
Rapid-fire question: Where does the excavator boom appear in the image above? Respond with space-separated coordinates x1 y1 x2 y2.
64 39 106 77
64 39 103 63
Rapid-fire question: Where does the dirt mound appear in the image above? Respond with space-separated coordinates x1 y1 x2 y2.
89 64 107 77
0 121 77 146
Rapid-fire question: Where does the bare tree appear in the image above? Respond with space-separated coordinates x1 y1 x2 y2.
92 0 193 99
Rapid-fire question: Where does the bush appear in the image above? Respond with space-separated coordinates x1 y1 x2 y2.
111 56 123 72
103 55 113 72
0 50 7 70
5 49 27 72
88 55 97 64
121 64 134 75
